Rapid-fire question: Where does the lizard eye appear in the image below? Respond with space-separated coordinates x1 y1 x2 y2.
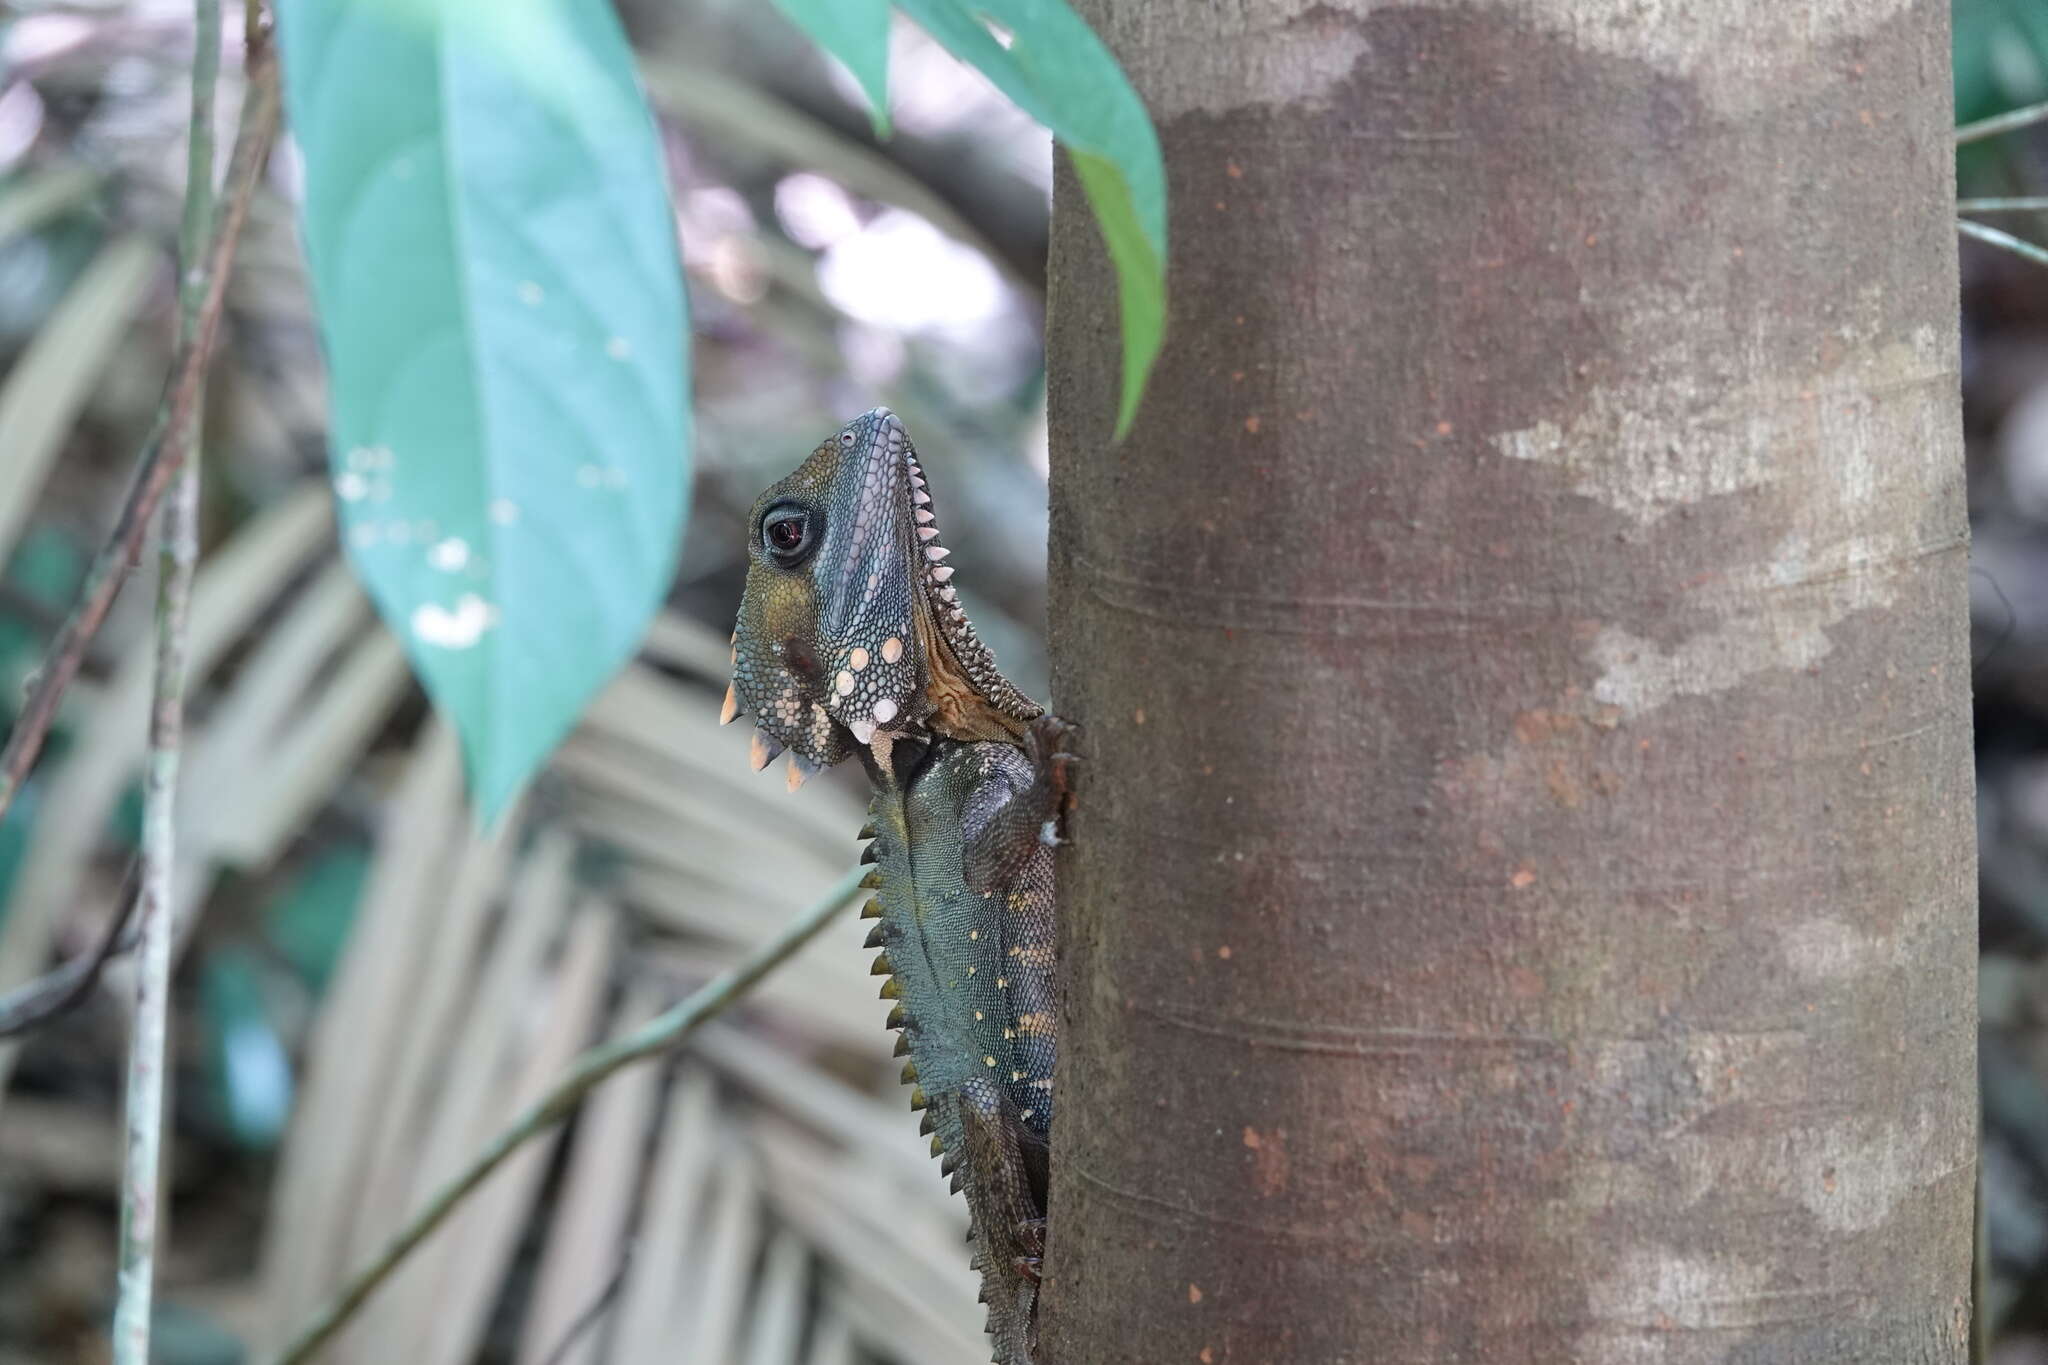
762 504 817 567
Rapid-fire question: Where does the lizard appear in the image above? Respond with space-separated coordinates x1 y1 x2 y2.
722 407 1072 1364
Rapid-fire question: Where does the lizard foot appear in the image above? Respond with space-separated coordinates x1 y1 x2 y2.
1012 1212 1047 1282
1025 714 1081 815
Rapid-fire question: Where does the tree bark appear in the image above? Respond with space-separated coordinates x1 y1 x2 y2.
1041 3 1976 1362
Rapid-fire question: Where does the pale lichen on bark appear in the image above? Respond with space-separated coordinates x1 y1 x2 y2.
1088 0 1923 118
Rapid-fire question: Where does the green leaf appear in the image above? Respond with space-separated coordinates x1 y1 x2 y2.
276 0 691 822
265 845 368 994
0 165 100 246
1954 0 2048 186
770 0 893 137
895 0 1166 437
1956 0 2048 126
201 946 294 1148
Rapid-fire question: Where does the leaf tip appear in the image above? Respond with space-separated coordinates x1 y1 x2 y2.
468 769 527 836
1110 323 1161 442
1111 381 1140 444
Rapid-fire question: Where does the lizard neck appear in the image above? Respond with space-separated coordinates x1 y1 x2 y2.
913 573 1040 747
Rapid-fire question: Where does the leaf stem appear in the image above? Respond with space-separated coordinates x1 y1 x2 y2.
1957 101 2048 146
1958 197 2048 212
111 2 222 1359
1959 218 2048 271
263 865 867 1365
0 37 279 833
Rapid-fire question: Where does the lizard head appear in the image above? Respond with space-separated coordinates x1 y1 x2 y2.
725 408 1041 785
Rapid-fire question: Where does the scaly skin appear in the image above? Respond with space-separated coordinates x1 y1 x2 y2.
725 409 1069 1363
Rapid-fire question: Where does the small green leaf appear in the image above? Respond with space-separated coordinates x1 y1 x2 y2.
265 846 368 994
201 946 294 1149
276 0 690 822
771 0 893 137
896 0 1166 437
0 165 101 246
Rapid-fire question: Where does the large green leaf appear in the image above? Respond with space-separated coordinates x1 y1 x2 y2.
1956 0 2048 127
770 0 893 136
276 0 690 822
894 0 1166 437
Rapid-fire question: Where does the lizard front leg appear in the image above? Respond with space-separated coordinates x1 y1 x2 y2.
953 717 1074 1356
962 718 1076 1149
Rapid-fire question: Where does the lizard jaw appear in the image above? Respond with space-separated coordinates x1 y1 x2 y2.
731 410 910 769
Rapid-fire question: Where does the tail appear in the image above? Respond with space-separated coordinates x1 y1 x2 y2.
960 1100 1045 1364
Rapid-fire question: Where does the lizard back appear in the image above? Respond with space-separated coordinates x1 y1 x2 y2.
864 736 1055 1359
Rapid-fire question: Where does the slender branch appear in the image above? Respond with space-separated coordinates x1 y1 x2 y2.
0 861 140 1038
1958 197 2048 213
1957 101 2048 146
538 1247 632 1365
0 39 279 830
174 18 222 348
264 865 868 1365
1959 218 2048 271
112 3 222 1358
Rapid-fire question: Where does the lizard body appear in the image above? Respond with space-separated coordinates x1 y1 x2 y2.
726 409 1068 1364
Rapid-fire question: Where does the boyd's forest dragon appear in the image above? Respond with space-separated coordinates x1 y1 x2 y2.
723 408 1073 1364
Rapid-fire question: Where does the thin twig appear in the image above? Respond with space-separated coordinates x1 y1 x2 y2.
0 861 140 1038
112 1 221 1357
1959 197 2048 213
0 39 279 831
1957 101 2048 145
264 865 868 1365
537 1246 633 1365
1959 218 2048 271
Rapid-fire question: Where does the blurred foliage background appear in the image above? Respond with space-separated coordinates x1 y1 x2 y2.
1961 6 2048 1365
0 1 1054 1361
2 1 2043 1363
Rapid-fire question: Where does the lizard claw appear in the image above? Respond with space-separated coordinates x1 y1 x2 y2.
1013 1215 1047 1281
1025 713 1078 762
1026 715 1082 830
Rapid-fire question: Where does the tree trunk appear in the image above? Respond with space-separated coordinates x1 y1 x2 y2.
1040 3 1976 1362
